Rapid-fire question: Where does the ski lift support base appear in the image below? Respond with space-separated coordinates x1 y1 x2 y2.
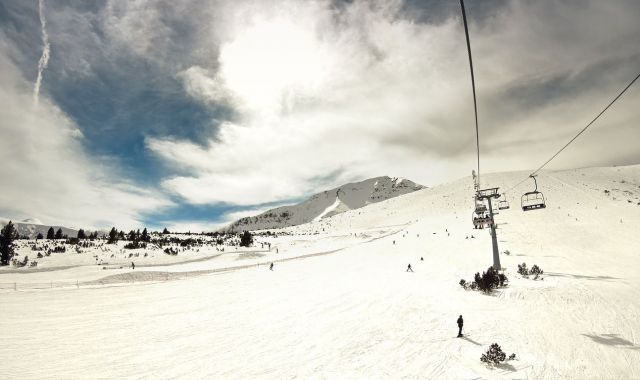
476 187 501 270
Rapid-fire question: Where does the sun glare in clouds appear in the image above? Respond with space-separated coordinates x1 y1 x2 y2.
218 17 333 116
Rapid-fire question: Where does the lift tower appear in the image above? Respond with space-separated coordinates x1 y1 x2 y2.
476 187 501 270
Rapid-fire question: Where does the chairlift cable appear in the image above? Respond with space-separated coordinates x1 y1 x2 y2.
505 71 640 194
459 0 481 188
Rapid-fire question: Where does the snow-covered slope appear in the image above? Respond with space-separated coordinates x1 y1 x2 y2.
0 218 79 238
1 165 640 379
224 176 425 232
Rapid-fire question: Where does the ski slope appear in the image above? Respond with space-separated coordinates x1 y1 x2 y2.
1 165 639 379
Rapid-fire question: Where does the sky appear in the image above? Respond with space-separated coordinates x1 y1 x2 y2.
0 0 639 232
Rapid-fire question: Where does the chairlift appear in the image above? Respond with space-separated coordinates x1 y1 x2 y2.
474 193 487 213
472 212 491 229
521 175 546 211
498 194 510 210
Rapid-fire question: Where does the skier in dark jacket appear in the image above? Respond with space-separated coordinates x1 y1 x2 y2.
269 262 274 271
457 315 464 337
406 264 413 272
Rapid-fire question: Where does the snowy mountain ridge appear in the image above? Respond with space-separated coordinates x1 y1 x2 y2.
223 176 425 232
0 218 79 239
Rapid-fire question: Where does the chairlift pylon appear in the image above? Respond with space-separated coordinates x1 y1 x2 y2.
472 193 490 229
521 175 546 211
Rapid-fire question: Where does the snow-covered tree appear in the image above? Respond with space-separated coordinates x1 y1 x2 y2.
481 343 506 365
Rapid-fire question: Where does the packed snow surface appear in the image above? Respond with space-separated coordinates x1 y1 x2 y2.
1 165 640 379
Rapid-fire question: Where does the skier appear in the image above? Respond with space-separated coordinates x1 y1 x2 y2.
131 262 135 270
457 315 464 337
406 264 413 272
420 257 424 261
269 262 274 271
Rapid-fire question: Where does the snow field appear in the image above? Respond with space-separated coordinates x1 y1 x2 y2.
1 165 639 379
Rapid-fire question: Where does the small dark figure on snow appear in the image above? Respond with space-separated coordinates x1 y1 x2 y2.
269 262 274 271
406 264 413 272
420 257 424 261
457 315 464 337
131 262 135 270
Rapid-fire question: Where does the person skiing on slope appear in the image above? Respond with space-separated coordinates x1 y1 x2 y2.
406 264 413 272
269 262 274 271
457 315 464 337
131 262 135 270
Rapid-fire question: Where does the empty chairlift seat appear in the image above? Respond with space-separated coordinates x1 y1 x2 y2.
521 175 546 211
498 194 510 210
521 191 546 210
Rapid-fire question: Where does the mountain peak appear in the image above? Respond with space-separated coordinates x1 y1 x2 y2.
223 176 425 232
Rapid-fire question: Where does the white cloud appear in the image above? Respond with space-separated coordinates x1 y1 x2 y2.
0 34 172 230
5 0 640 221
148 0 640 206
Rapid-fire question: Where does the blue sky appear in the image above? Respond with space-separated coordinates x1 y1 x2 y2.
0 0 639 231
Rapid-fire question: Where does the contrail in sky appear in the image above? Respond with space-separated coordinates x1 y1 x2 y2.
34 0 50 106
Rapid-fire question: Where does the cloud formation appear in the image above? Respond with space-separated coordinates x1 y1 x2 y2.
1 0 640 231
147 0 640 205
33 0 50 106
0 33 171 229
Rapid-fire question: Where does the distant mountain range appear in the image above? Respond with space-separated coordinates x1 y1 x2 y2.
0 218 80 238
223 176 425 232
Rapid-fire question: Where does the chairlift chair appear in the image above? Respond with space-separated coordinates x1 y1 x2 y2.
474 193 487 213
521 175 546 211
472 211 491 229
498 194 510 210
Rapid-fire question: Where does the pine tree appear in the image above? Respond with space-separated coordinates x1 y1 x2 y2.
108 227 118 244
36 232 44 240
141 228 149 242
77 229 86 239
127 230 137 241
1 221 18 265
55 228 63 239
47 227 55 240
240 231 253 247
162 227 170 235
481 343 507 365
